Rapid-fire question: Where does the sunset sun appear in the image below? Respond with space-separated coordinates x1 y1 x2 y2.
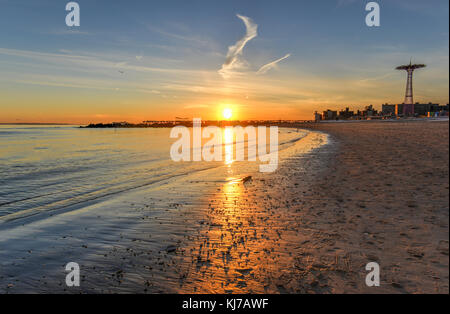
223 108 233 120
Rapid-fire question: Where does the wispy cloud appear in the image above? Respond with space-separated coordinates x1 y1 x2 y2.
0 47 208 76
146 25 211 47
219 14 258 79
257 53 291 75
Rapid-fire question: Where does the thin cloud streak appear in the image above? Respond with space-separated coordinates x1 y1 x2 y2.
219 14 258 79
0 47 210 76
257 53 291 75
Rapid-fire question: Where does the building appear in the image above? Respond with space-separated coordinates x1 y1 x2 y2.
315 102 448 121
338 107 354 119
381 104 396 116
362 105 377 117
382 103 448 117
322 110 338 120
314 111 322 122
414 103 445 116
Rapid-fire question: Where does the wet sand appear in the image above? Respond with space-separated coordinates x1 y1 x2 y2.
174 120 449 294
1 121 448 293
0 129 328 293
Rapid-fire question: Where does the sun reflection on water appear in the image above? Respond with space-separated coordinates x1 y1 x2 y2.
176 130 331 293
224 127 234 166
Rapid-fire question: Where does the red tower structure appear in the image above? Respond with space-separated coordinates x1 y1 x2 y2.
396 62 426 116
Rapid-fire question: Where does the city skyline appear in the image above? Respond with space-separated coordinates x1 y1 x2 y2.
0 0 449 123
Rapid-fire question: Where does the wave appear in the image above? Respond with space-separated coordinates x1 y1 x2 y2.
0 127 313 224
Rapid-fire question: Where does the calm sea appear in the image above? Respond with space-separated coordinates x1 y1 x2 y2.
0 125 311 222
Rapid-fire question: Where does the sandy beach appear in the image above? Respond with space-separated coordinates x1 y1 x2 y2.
294 120 449 293
0 121 448 294
173 120 449 294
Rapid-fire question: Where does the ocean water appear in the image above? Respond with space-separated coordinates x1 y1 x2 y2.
0 125 311 222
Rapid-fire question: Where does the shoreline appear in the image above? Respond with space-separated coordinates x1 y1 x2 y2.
1 116 447 129
0 129 329 293
0 122 448 293
172 120 449 293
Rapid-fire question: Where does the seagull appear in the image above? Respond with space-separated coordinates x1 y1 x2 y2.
118 70 124 74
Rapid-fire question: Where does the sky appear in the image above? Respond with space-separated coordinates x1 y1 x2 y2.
0 0 448 123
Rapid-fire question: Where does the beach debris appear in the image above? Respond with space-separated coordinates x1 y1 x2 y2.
236 268 253 276
407 248 424 259
166 245 177 253
391 282 403 289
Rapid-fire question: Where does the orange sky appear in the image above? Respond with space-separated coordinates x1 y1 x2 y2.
0 2 448 124
1 50 448 125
